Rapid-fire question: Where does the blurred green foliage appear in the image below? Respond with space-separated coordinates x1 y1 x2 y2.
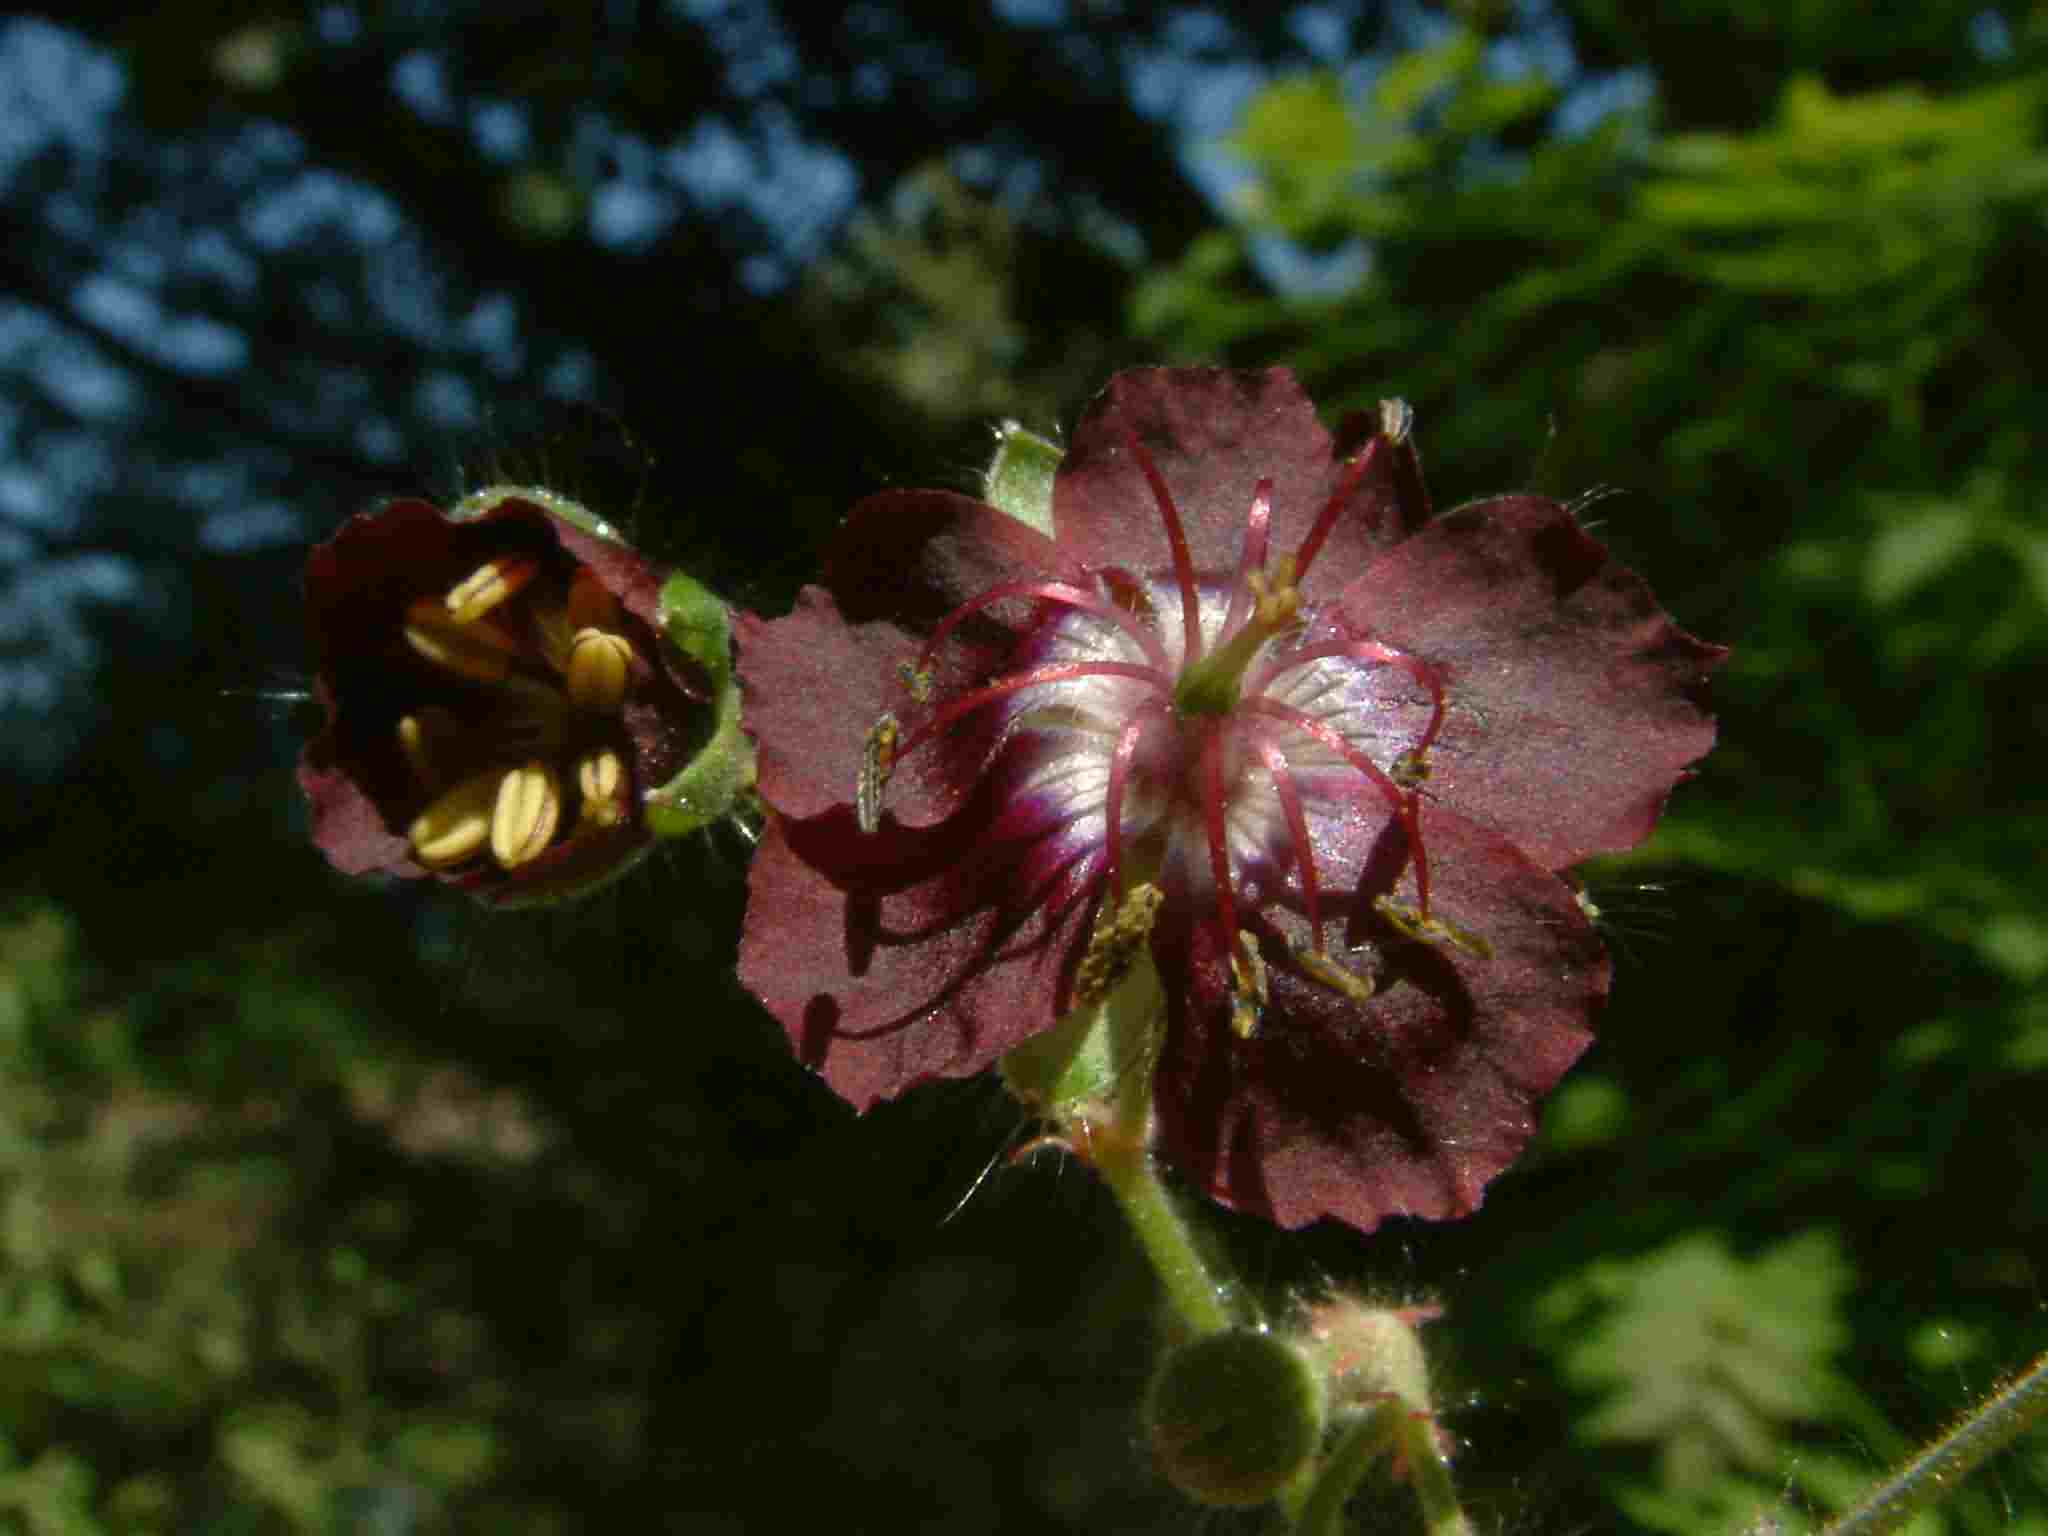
4 1 2046 1531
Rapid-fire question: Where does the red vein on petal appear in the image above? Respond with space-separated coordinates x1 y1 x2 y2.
918 578 1170 675
893 660 1164 764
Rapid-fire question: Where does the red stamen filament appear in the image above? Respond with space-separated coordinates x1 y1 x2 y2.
1258 740 1323 954
1240 697 1409 814
917 578 1171 677
1246 641 1447 752
1402 790 1434 920
891 659 1165 766
1294 434 1384 583
1123 427 1205 665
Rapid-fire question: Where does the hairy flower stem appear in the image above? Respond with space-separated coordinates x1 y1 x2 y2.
1286 1403 1403 1535
1085 965 1245 1339
1395 1406 1475 1536
1818 1347 2048 1536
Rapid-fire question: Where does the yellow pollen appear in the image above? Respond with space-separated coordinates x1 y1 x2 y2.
1073 883 1165 1009
445 557 540 625
408 771 501 868
856 712 900 834
1390 749 1431 788
576 747 628 828
396 708 457 788
566 628 634 712
1229 930 1269 1040
1291 943 1377 1004
1373 896 1493 960
490 760 563 869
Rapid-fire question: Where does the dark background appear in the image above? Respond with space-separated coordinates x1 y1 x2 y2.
2 2 2044 1531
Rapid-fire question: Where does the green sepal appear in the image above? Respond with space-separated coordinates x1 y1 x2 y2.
644 572 756 840
447 483 624 542
982 420 1062 537
1000 943 1162 1113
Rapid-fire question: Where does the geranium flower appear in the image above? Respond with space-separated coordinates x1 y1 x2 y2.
299 486 712 906
737 369 1720 1232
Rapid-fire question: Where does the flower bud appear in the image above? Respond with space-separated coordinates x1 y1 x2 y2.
1144 1328 1327 1507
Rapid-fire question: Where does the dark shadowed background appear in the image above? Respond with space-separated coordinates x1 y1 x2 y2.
3 2 2045 1531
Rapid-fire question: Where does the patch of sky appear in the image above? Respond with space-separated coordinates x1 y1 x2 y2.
28 312 132 422
1289 5 1352 61
316 5 362 46
1969 9 2013 60
1555 68 1651 140
462 292 525 375
472 100 529 163
993 0 1066 25
686 0 796 97
78 274 249 378
199 501 301 553
356 417 404 465
592 178 678 251
242 169 400 252
414 371 478 431
850 58 890 105
185 229 261 298
391 49 456 124
0 21 122 192
544 346 594 400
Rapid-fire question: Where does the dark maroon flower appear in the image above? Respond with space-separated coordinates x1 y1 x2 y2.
299 487 708 906
737 368 1721 1232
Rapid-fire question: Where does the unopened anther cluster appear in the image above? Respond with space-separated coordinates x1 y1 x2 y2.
399 558 639 872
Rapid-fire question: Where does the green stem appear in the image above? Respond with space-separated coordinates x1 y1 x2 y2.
1395 1405 1474 1536
1085 958 1243 1339
1288 1403 1403 1536
1820 1348 2048 1536
1092 1132 1239 1338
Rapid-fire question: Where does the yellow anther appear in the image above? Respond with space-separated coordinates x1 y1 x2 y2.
1373 896 1494 960
566 568 619 631
408 771 501 868
490 760 562 869
396 708 459 788
576 747 628 828
1073 883 1165 1009
444 556 540 625
856 712 901 835
1229 930 1269 1040
566 627 634 713
897 660 934 705
404 600 521 683
1291 943 1377 1005
1390 749 1431 788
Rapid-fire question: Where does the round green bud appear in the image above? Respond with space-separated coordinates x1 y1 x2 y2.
1145 1327 1327 1507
